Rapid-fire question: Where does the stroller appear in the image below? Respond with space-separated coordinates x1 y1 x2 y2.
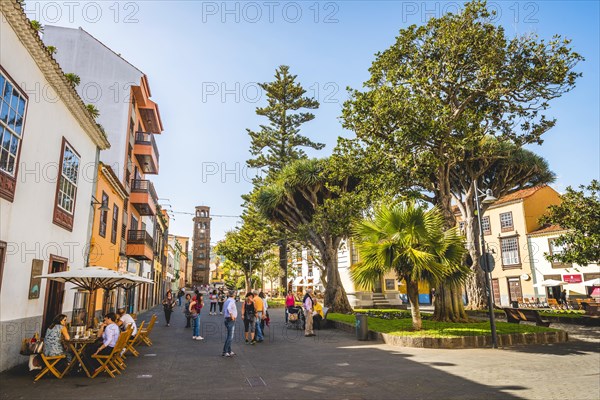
286 306 305 330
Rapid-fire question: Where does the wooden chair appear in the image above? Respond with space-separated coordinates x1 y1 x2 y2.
34 354 66 381
91 327 131 378
123 321 145 357
139 314 157 347
547 298 561 310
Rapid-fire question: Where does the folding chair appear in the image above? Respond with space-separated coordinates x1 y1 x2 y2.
34 354 66 381
91 328 131 378
123 321 145 357
139 314 157 347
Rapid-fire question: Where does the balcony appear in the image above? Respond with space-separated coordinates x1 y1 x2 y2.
126 230 154 260
134 132 159 174
130 179 158 216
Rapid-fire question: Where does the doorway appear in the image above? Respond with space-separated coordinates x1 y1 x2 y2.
507 277 523 304
42 255 68 333
373 275 383 293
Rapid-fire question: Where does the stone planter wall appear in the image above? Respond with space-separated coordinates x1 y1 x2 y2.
332 320 569 349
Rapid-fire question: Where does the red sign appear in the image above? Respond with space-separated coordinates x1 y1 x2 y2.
562 274 582 283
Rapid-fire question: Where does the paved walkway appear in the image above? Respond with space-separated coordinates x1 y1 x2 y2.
1 304 599 400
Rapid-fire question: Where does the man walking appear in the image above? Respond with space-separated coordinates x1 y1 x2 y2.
222 290 237 357
303 289 315 337
253 290 265 342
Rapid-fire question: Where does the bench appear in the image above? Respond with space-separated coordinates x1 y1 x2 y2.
581 302 600 316
503 308 551 327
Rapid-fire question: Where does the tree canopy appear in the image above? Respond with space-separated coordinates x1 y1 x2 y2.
247 65 324 176
540 180 600 265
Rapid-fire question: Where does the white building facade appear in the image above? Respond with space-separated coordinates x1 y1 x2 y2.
527 226 600 301
43 25 165 312
0 1 109 371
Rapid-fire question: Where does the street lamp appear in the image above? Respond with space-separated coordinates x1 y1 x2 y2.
474 180 498 348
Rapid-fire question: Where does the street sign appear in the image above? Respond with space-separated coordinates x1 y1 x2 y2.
479 253 495 273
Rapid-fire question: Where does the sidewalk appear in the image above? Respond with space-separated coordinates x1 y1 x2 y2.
1 304 599 399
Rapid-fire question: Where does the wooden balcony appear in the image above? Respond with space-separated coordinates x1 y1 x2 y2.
130 179 157 216
134 132 159 174
126 230 154 260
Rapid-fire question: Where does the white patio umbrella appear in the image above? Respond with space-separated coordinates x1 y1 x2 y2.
116 272 154 289
36 266 132 291
582 278 600 286
533 279 567 288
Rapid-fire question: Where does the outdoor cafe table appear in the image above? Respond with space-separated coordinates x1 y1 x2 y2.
62 336 99 378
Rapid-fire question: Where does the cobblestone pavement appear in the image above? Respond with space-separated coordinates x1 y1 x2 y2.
1 305 598 400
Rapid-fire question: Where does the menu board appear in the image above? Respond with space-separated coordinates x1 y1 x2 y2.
28 259 44 299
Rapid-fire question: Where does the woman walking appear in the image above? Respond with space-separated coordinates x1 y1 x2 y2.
285 290 296 324
190 291 204 340
183 293 192 328
242 292 256 345
217 288 226 315
162 290 176 327
209 290 218 315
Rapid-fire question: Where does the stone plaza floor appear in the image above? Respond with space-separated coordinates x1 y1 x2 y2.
1 304 598 400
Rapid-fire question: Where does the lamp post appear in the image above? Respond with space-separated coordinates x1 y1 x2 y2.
474 180 499 348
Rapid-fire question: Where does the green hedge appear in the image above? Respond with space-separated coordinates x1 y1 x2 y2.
329 313 557 338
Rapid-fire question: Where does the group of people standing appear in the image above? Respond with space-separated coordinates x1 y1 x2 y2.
241 291 269 345
286 289 324 337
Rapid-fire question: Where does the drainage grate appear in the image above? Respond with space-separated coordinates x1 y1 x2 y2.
137 374 153 378
246 376 266 387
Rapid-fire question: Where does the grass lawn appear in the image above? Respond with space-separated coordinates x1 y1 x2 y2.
328 313 558 338
267 298 286 308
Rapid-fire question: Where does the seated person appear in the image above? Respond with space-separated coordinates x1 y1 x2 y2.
90 312 120 368
116 308 137 336
313 300 324 330
43 314 72 362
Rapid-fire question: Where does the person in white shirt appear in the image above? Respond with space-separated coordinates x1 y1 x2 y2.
117 308 137 336
222 290 238 357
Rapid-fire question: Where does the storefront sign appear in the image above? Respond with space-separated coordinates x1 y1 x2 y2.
562 274 582 283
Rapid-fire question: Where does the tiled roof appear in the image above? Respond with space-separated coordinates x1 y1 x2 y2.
528 224 567 236
491 185 548 206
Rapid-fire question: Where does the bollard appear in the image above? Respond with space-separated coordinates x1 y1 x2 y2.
355 314 369 341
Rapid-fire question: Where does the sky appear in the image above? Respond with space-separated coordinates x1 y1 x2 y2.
24 0 600 243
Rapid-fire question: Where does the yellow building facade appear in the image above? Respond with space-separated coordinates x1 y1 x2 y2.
89 163 128 314
456 185 561 306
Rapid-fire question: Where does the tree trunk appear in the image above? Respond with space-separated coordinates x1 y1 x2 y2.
321 246 353 313
406 278 422 330
464 214 489 309
433 282 468 322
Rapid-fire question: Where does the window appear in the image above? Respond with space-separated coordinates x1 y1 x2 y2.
499 212 514 232
111 204 119 244
548 238 571 268
481 216 491 235
501 237 520 267
53 139 80 231
0 68 28 201
99 192 108 237
58 144 80 213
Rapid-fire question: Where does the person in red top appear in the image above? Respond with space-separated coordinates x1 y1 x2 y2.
285 290 296 324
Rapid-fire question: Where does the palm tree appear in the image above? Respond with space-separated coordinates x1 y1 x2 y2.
351 202 466 330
